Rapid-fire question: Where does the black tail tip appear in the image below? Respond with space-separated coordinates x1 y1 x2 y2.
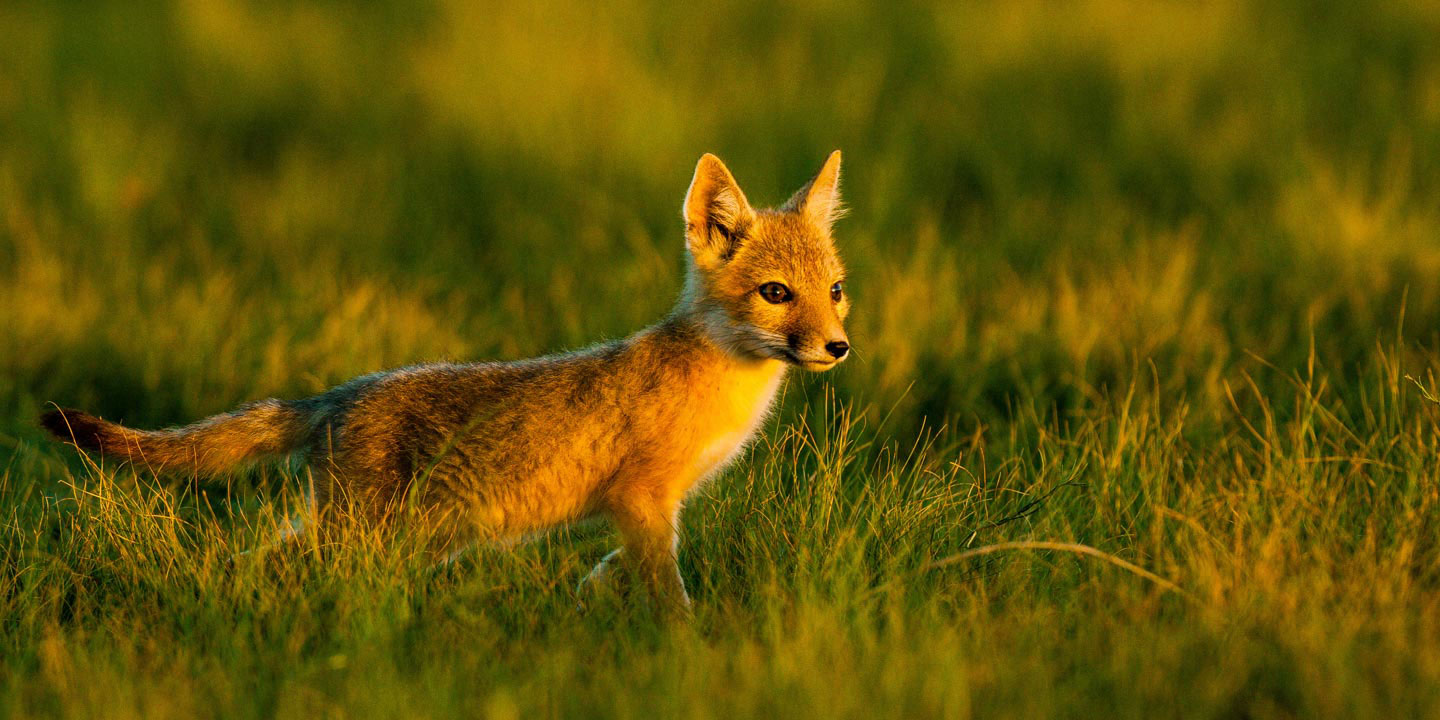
39 408 74 437
40 408 106 449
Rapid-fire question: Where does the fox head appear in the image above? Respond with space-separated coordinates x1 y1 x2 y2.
680 151 851 372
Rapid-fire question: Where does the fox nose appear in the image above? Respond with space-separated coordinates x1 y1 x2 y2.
825 340 850 359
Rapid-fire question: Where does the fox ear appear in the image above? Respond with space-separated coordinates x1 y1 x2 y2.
783 150 844 233
684 153 754 269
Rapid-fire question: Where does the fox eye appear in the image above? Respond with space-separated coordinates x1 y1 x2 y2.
758 282 792 304
831 281 844 302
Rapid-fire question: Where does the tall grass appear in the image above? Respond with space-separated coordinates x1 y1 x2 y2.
3 0 1440 716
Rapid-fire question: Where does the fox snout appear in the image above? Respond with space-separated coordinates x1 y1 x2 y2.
787 324 851 371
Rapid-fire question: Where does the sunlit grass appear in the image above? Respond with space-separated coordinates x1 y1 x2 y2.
7 350 1439 718
3 0 1440 717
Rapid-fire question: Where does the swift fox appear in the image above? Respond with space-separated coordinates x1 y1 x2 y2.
41 151 852 609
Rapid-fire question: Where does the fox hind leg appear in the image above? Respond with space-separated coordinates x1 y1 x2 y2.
576 547 625 612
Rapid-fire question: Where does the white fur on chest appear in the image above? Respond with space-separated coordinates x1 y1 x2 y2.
690 362 786 485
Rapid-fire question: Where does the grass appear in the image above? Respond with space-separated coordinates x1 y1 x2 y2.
3 0 1440 716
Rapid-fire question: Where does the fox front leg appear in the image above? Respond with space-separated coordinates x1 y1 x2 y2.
576 543 691 615
604 502 691 614
626 529 691 614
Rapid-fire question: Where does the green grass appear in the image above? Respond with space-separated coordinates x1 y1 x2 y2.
4 0 1440 716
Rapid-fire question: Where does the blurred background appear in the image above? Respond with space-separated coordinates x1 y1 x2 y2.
2 0 1439 461
7 2 1440 716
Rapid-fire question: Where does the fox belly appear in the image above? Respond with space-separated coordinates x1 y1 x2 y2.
433 444 617 538
344 391 626 537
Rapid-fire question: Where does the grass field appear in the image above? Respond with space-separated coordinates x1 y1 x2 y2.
4 0 1440 717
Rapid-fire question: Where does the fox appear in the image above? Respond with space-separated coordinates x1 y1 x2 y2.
40 151 852 611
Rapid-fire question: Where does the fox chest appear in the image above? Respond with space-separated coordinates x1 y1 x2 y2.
680 362 787 488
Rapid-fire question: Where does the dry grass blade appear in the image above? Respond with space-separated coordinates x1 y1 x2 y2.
925 541 1194 600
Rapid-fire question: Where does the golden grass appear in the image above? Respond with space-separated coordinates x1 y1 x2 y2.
4 0 1440 717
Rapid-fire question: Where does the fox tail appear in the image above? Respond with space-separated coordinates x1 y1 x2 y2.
40 400 312 476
